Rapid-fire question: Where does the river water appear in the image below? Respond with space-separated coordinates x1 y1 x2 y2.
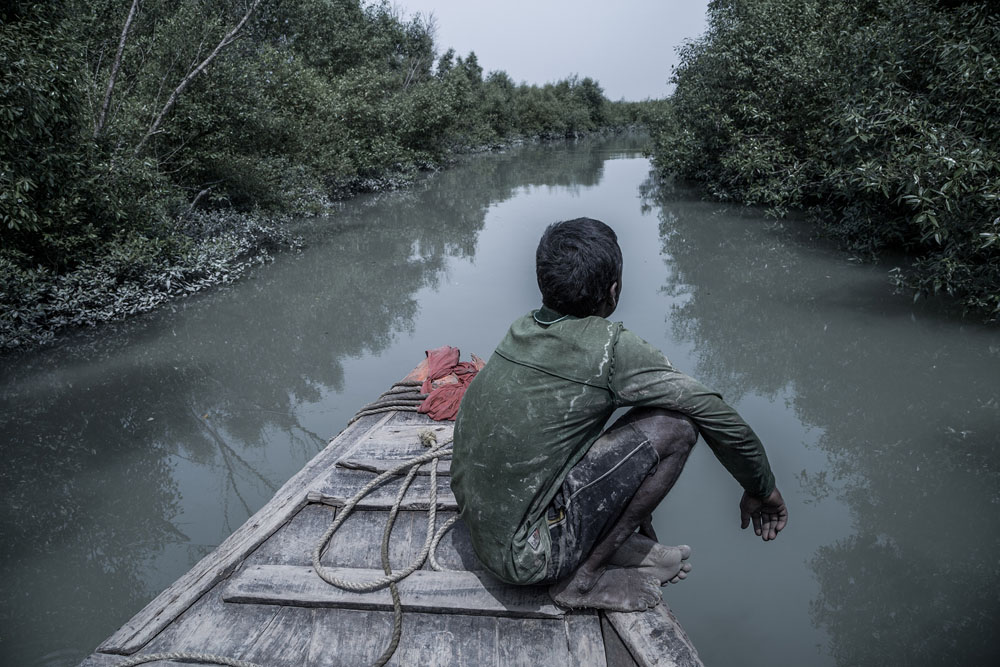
1 137 998 666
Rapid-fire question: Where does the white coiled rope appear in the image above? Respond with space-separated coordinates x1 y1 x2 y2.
310 432 458 666
311 436 457 590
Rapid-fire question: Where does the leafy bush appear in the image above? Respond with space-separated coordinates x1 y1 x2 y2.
0 212 301 351
1 5 96 262
651 0 1000 319
1 0 634 351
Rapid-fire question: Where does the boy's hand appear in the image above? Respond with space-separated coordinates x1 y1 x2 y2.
739 488 787 541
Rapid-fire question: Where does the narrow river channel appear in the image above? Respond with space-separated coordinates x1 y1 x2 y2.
2 136 998 666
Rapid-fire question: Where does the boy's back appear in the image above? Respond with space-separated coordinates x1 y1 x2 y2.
452 307 775 585
451 308 622 584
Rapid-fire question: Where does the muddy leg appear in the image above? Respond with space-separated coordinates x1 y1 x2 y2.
549 409 697 611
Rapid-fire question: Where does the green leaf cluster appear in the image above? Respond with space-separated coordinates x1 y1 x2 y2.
1 0 627 349
650 0 1000 319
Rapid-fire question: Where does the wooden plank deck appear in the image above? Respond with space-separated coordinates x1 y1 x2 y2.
79 395 703 667
224 565 565 618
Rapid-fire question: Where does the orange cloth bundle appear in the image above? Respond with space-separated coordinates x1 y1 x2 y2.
416 346 485 421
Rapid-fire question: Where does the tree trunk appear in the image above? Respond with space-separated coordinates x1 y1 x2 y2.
94 0 141 140
133 0 264 157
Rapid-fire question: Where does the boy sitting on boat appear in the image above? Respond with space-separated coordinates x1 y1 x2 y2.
450 217 787 611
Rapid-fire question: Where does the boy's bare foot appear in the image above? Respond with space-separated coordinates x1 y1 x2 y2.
549 567 662 612
609 533 692 585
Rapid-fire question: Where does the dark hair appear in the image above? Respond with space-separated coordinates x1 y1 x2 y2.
535 218 622 317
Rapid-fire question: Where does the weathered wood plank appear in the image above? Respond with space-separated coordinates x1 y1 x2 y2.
78 654 135 667
339 455 451 476
337 421 454 475
601 612 640 667
386 410 443 426
96 411 395 655
80 657 192 667
386 613 498 667
246 503 482 572
223 564 565 619
306 489 458 511
348 421 453 446
494 613 594 665
305 608 395 666
243 502 337 567
424 513 484 572
314 508 432 570
79 588 282 666
305 610 496 666
140 587 279 659
566 613 610 666
606 604 703 667
338 422 452 461
306 610 592 666
237 605 317 667
307 464 458 510
105 600 593 666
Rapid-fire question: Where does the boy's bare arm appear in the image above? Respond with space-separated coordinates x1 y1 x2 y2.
739 487 788 541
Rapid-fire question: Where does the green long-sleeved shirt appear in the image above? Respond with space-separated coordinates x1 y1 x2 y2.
451 307 775 584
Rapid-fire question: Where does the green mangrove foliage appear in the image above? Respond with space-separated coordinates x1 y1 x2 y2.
1 0 626 350
650 0 999 319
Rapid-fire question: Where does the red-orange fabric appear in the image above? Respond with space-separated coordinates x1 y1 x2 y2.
418 383 467 421
417 347 482 421
421 346 461 394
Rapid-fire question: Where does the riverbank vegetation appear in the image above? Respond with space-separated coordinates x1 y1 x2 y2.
649 0 999 320
1 0 634 351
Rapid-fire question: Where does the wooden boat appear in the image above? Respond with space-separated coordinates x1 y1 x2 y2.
78 365 703 667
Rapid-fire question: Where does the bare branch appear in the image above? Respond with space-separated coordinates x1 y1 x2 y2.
182 186 213 221
402 57 423 90
93 41 108 81
189 407 277 493
425 12 439 44
88 41 109 129
83 47 98 124
134 0 265 157
94 0 141 140
161 127 212 164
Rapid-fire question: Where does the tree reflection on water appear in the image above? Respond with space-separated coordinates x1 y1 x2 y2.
0 138 618 665
644 177 1000 665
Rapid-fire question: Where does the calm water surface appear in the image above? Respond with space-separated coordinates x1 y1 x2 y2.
2 137 998 666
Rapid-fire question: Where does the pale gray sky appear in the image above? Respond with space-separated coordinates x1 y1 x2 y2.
395 1 711 101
